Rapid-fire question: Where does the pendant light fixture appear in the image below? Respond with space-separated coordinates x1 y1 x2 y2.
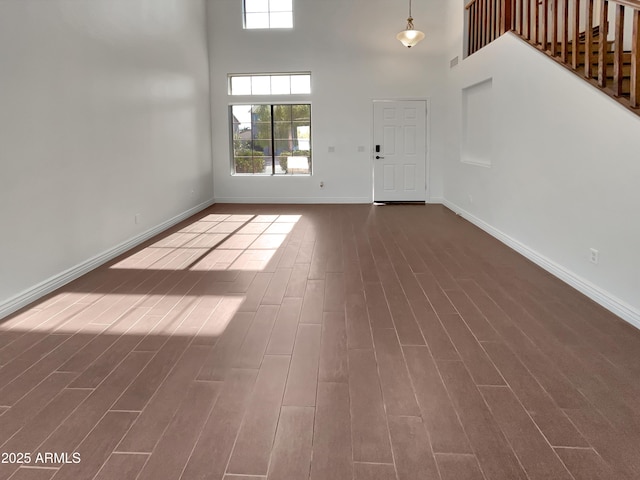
396 0 425 48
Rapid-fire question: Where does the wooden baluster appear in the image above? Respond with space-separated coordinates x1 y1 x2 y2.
478 0 482 49
561 0 569 61
468 5 473 55
491 0 495 40
550 0 558 57
484 0 492 45
473 4 477 55
527 0 532 40
477 2 481 51
476 0 481 49
532 0 535 41
506 0 511 33
528 0 532 41
534 0 540 44
499 0 502 33
542 0 549 50
484 0 493 45
503 0 507 31
497 0 500 40
473 3 477 52
518 0 524 34
476 0 482 51
493 0 496 40
484 0 490 45
585 0 594 78
598 0 609 87
479 0 484 48
503 0 514 33
632 9 640 107
613 4 624 96
467 3 476 55
469 4 473 54
470 2 474 52
573 0 581 68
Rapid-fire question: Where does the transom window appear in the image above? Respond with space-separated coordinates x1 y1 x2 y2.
244 0 293 29
231 104 311 175
229 74 310 96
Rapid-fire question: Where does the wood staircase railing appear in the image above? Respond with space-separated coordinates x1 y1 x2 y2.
466 0 640 114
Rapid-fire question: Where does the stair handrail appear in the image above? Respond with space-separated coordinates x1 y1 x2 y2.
465 0 640 113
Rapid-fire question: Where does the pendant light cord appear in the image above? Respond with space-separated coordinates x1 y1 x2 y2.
407 0 414 27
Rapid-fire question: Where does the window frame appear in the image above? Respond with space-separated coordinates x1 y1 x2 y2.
242 0 294 30
228 72 311 96
229 102 312 176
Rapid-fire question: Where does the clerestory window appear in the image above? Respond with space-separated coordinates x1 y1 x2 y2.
229 73 311 96
243 0 293 29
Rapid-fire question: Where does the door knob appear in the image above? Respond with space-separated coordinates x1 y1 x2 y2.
375 155 384 159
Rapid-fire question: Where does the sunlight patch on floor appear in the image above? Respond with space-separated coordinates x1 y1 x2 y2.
0 213 300 339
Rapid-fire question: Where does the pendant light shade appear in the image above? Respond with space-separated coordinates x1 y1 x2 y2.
397 0 424 48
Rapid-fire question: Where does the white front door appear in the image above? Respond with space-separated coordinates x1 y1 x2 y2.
373 100 427 202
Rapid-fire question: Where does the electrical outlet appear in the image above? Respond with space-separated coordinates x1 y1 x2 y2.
590 248 599 264
135 214 141 225
468 194 473 203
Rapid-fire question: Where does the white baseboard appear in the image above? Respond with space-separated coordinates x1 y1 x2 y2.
428 196 444 204
0 199 215 321
213 196 371 204
442 198 640 330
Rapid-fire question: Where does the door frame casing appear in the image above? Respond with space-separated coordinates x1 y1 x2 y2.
371 98 431 203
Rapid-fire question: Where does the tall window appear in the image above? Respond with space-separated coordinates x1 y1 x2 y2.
244 0 293 29
231 104 311 175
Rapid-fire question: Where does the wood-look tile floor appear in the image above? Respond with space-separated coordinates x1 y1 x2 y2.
1 204 640 480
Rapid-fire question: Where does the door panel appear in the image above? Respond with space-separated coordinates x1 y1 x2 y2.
404 164 416 190
383 164 395 191
373 100 426 202
383 126 396 154
404 126 417 154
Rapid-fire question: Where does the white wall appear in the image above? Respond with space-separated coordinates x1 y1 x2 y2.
442 25 640 324
0 0 213 315
207 0 447 203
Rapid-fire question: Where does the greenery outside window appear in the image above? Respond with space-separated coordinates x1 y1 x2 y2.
231 104 311 175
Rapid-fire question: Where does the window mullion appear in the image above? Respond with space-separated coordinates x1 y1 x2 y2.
270 104 276 175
